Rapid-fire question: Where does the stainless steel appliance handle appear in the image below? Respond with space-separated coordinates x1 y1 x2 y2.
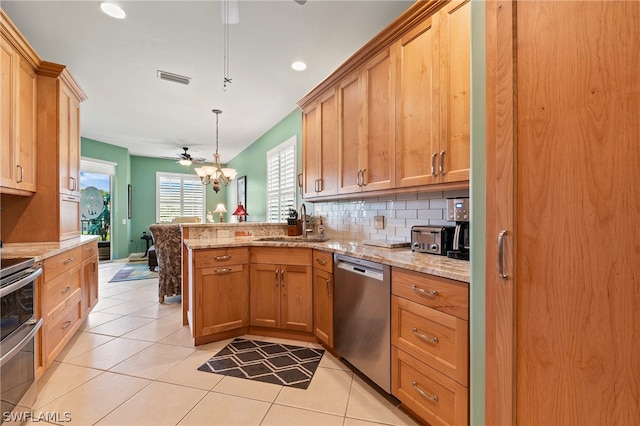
412 381 438 402
431 153 438 176
0 267 42 298
411 285 438 297
498 230 508 279
413 327 439 344
439 150 446 175
0 318 42 368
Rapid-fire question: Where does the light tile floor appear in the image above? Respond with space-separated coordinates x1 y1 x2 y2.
31 260 422 426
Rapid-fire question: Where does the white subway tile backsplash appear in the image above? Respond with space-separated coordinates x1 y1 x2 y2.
406 199 430 210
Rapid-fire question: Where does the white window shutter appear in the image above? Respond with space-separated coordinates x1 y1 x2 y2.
266 136 297 223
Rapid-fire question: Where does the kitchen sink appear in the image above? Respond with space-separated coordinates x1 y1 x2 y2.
255 236 329 243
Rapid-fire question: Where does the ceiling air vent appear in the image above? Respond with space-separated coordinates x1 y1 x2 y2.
157 70 191 85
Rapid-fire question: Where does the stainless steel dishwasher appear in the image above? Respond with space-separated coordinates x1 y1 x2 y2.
334 254 391 393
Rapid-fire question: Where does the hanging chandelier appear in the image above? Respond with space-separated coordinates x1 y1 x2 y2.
194 109 237 193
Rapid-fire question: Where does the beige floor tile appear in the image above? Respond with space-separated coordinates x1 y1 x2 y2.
319 351 352 371
343 418 400 426
111 288 159 302
99 285 132 298
97 300 157 315
197 337 234 353
78 311 123 331
262 404 344 425
109 342 195 379
84 315 155 337
274 367 353 416
346 376 420 426
158 326 195 348
121 317 185 342
96 381 206 425
157 351 225 390
36 372 151 426
212 375 283 403
55 331 115 362
127 302 180 319
91 297 129 312
65 337 153 370
177 392 271 426
33 362 102 409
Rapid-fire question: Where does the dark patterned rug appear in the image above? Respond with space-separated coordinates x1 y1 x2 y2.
197 338 324 389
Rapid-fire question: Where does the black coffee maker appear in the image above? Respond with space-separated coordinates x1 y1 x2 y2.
446 197 470 260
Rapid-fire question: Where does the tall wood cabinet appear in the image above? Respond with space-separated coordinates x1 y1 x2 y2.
1 61 87 242
1 10 38 195
312 250 334 347
485 1 640 424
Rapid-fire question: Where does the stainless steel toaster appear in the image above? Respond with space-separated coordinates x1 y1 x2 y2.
411 225 455 255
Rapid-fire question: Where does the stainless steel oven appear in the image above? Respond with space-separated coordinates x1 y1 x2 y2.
1 258 42 425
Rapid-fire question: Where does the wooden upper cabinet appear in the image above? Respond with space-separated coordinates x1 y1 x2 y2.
437 0 470 184
0 29 38 194
302 89 338 199
339 49 395 194
58 80 82 197
396 1 470 189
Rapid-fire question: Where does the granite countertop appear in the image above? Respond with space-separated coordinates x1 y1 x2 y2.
184 236 470 283
0 235 100 262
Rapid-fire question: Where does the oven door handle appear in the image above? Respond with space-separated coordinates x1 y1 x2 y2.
0 267 42 298
0 318 42 368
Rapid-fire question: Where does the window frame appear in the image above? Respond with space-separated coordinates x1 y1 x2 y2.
155 171 206 223
266 136 297 223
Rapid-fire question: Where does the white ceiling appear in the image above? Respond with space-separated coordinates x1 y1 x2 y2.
2 0 413 163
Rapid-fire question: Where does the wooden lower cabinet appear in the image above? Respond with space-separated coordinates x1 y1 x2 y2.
41 246 84 369
190 247 249 345
312 250 334 347
391 267 469 425
82 240 99 316
250 247 313 333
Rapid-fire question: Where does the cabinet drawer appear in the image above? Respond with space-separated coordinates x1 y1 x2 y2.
392 347 468 426
251 247 312 266
44 265 82 320
392 296 468 385
392 268 468 320
82 241 98 260
195 247 249 268
44 293 82 367
313 250 333 273
45 247 83 281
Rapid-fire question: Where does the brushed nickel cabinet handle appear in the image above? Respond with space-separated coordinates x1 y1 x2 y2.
61 286 71 294
412 381 438 402
61 320 73 329
411 285 438 297
439 150 446 175
214 255 232 261
360 168 366 186
413 327 439 344
275 270 279 286
318 178 323 192
498 230 508 279
280 270 285 287
63 258 75 265
213 267 232 273
325 278 330 298
16 165 24 183
315 258 327 265
431 153 438 176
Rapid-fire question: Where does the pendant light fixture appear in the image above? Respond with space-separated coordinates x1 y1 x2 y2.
194 109 237 193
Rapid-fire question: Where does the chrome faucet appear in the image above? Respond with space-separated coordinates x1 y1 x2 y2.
300 203 308 238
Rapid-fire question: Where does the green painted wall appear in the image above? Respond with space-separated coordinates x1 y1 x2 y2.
225 109 303 221
81 137 130 260
129 156 225 251
470 1 486 424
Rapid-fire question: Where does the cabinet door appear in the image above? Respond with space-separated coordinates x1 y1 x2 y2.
0 37 17 189
362 48 395 192
338 72 364 194
250 263 280 328
437 0 470 184
302 102 320 198
82 255 99 316
396 16 439 188
196 265 249 336
59 82 80 196
313 268 333 347
60 195 81 239
16 59 37 191
318 90 338 196
280 264 313 332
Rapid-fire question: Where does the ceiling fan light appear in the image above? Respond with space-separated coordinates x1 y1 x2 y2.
291 61 307 71
178 159 192 166
100 2 126 19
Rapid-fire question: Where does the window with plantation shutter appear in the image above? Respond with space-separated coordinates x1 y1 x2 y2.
266 136 297 223
156 172 205 223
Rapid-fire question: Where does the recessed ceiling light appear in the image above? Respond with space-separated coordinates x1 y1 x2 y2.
100 2 126 19
291 61 307 71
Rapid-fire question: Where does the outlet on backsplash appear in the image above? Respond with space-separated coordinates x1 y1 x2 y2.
374 216 385 230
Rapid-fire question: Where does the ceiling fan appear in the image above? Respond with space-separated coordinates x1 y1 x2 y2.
175 147 206 166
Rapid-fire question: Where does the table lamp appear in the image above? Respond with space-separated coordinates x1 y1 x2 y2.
213 203 227 223
232 203 248 222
